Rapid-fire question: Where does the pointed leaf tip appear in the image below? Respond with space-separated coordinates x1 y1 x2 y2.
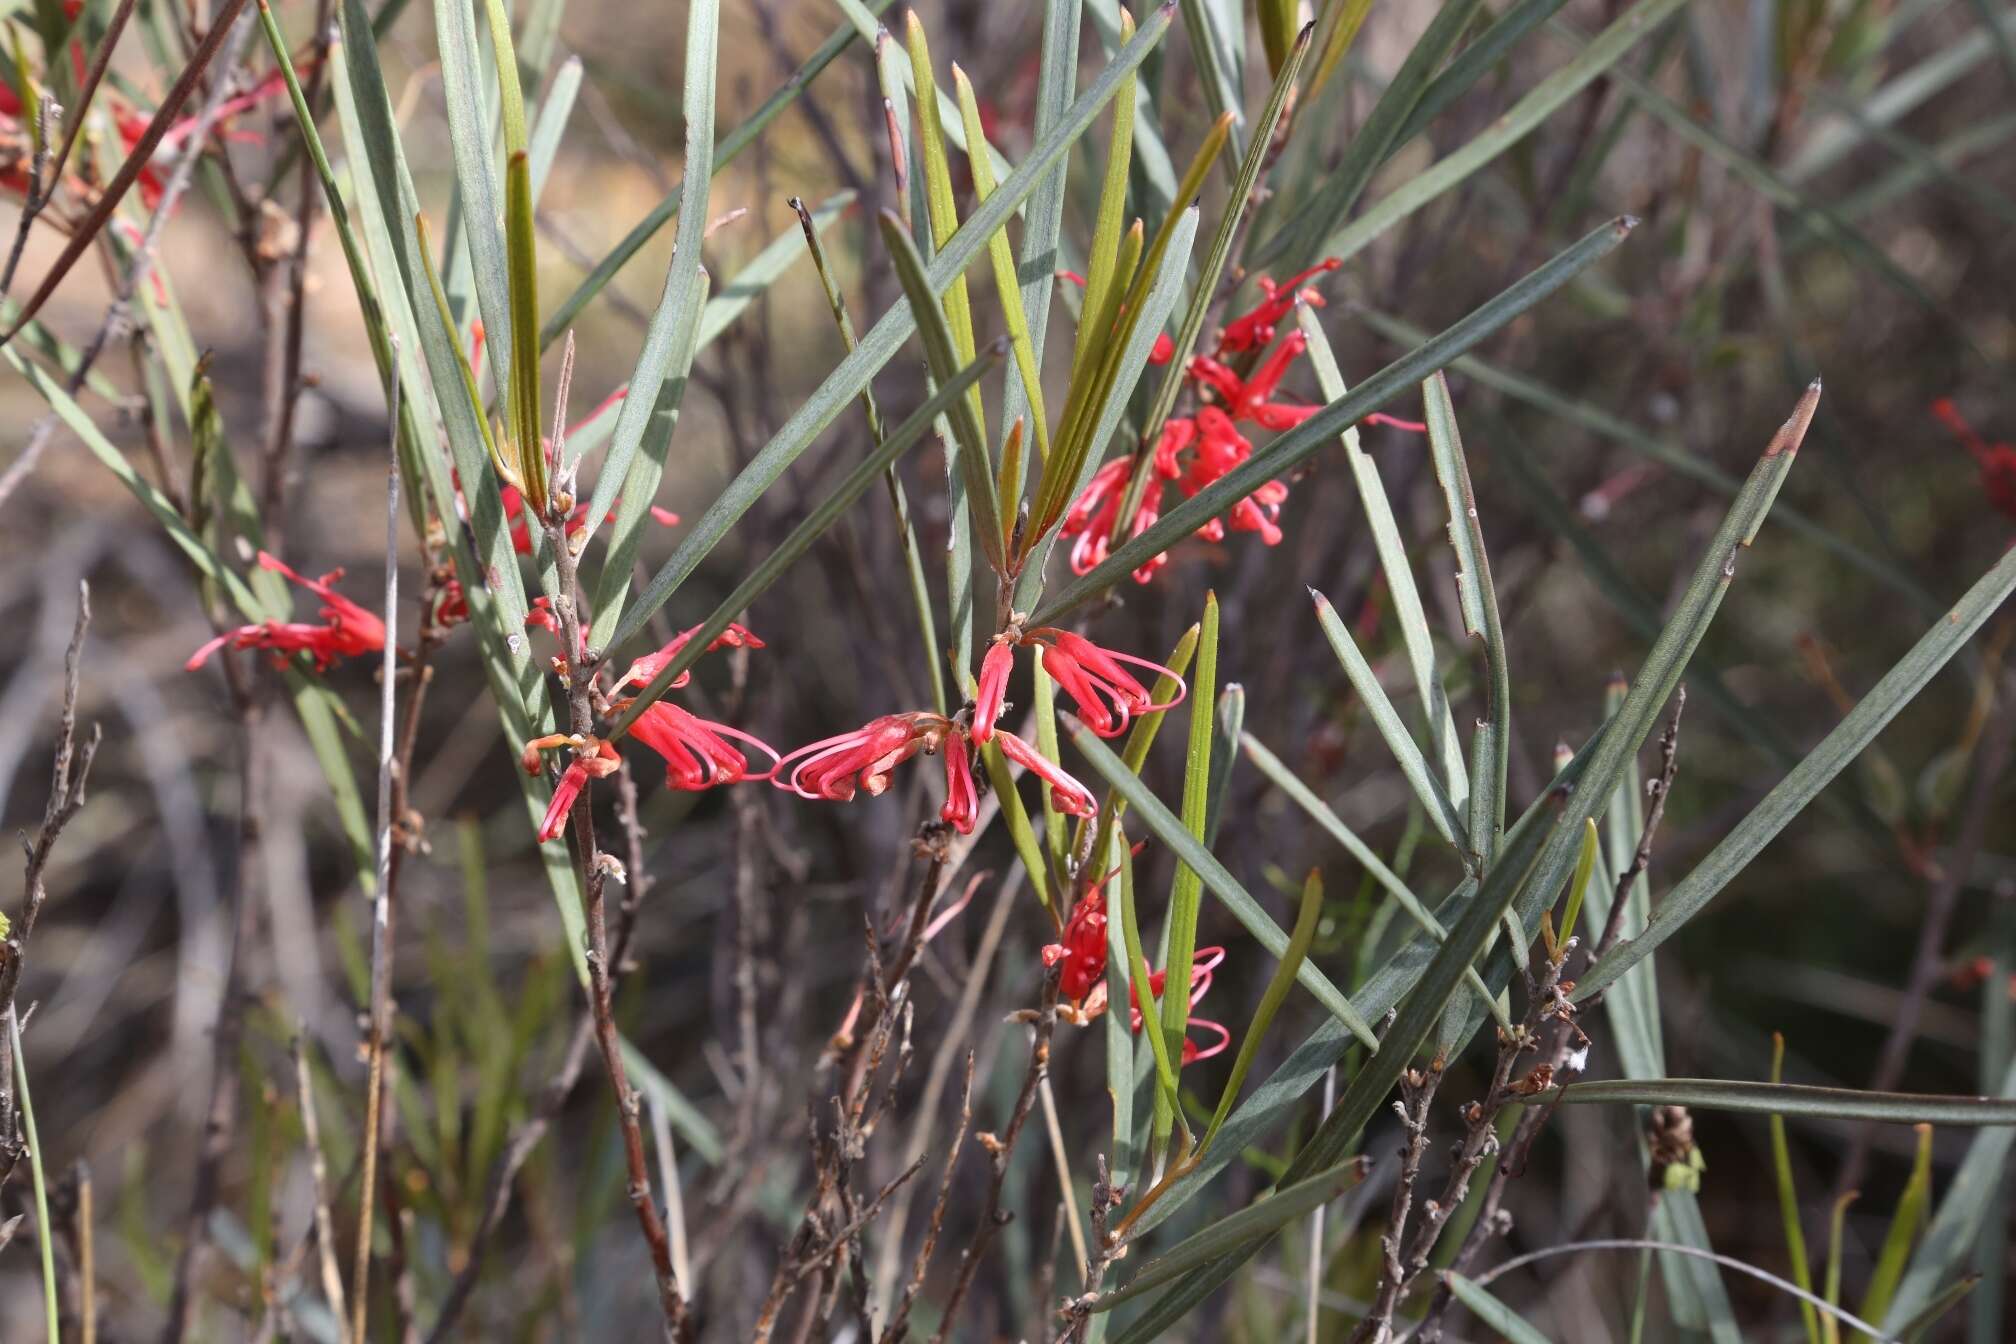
1768 381 1825 457
1617 215 1641 231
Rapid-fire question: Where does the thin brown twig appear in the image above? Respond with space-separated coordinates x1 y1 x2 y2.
350 338 404 1344
1348 1063 1444 1344
0 583 98 1196
294 1036 349 1341
1591 688 1686 968
882 1052 976 1344
929 963 1062 1344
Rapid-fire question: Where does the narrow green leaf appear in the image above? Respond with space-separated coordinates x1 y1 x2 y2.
1176 0 1245 162
1155 591 1219 1148
1119 380 1819 1332
954 63 1048 466
1298 308 1469 809
1256 0 1298 78
1240 731 1505 1027
1881 1057 2016 1333
607 5 1174 653
1860 1123 1935 1339
1392 0 1575 148
1069 8 1138 393
1068 727 1379 1048
878 210 1006 577
1425 371 1508 859
541 0 900 345
1772 1034 1824 1344
1199 867 1323 1152
575 0 716 554
432 0 515 398
525 54 581 202
503 151 545 510
1136 23 1309 461
1310 588 1469 853
1310 0 1690 268
1117 825 1185 1126
610 347 1002 734
905 11 983 432
1544 1080 2016 1125
1095 1157 1369 1309
1356 306 1942 617
792 193 943 714
1000 0 1083 486
1443 1273 1555 1344
1307 0 1375 97
1557 818 1598 952
1025 207 1198 576
1578 541 2016 1003
980 737 1051 908
587 268 711 650
1251 0 1486 268
1039 218 1636 622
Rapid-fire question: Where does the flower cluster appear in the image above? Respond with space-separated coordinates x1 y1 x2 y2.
1062 260 1426 583
521 621 779 843
772 710 1095 836
1041 886 1229 1064
186 551 387 673
1932 398 2016 523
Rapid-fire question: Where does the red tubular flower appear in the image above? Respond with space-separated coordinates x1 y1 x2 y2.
993 728 1098 817
1933 398 2016 521
971 640 1015 744
1154 417 1196 478
1182 408 1292 547
1062 457 1167 583
1217 260 1341 354
1042 890 1110 1003
1026 628 1186 737
774 712 946 802
627 700 779 791
522 736 621 843
432 578 469 628
1126 947 1229 1063
619 621 765 692
940 731 979 834
186 551 387 672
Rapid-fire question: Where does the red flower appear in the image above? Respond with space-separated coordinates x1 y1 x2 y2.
1125 947 1230 1063
432 578 469 628
522 736 621 843
186 551 387 672
1061 457 1167 583
774 711 991 833
625 700 779 791
1044 903 1230 1063
774 712 948 802
618 621 765 693
972 640 1015 744
993 728 1098 817
1217 260 1341 354
1023 628 1185 738
1042 889 1110 1003
940 731 979 834
1933 398 2016 521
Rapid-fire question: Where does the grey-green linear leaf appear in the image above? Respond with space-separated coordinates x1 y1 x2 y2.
1577 541 2016 1003
606 5 1174 654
